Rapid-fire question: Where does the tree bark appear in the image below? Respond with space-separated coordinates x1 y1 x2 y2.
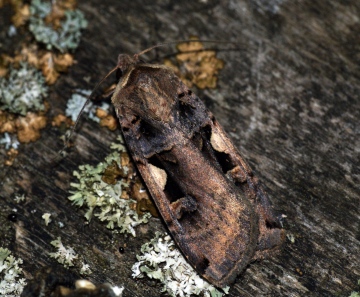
1 0 359 296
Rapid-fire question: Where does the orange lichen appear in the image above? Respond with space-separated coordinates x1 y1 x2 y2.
52 114 74 128
164 37 224 89
0 110 17 134
58 0 78 10
0 54 13 77
11 2 30 27
96 108 118 131
0 109 48 147
53 53 74 72
4 148 18 166
15 112 47 143
2 45 74 85
120 152 130 168
39 52 74 84
0 67 7 78
40 53 61 84
132 179 158 217
0 0 30 27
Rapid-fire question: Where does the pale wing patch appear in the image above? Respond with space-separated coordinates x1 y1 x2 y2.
210 131 228 153
148 163 167 190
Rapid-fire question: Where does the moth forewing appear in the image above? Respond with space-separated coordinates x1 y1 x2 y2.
111 54 284 287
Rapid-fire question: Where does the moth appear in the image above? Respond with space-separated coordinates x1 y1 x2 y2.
106 46 285 287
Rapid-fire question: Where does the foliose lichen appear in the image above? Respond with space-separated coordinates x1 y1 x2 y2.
0 247 27 296
42 213 52 226
0 62 47 115
49 237 78 268
0 133 20 150
65 89 111 123
132 232 229 297
65 89 92 121
29 0 88 52
79 262 92 275
14 194 26 204
68 136 150 236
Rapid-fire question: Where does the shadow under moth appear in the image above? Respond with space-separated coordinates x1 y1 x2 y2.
107 46 285 287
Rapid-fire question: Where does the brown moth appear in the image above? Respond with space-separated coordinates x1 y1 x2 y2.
109 48 285 287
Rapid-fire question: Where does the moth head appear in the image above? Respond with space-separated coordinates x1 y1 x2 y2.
117 54 137 76
56 40 232 160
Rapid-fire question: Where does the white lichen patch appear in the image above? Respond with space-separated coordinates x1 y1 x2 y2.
65 89 92 121
0 62 47 115
65 89 110 122
112 285 124 296
79 262 92 276
0 133 20 150
0 247 27 296
29 0 88 52
132 232 229 297
49 237 78 268
68 136 150 236
42 213 52 226
14 194 26 204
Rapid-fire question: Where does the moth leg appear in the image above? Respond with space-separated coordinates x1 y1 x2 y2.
101 84 117 99
226 165 247 183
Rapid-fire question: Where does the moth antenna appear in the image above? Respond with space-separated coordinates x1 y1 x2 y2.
57 65 119 158
134 39 236 60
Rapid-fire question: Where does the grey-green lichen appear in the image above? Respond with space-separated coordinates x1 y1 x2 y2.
0 62 47 115
68 136 150 236
132 232 229 297
29 0 88 52
49 237 78 268
0 248 27 296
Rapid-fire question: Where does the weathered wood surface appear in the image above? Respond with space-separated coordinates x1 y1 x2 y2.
1 0 359 296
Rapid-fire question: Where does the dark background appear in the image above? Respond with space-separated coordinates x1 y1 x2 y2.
1 0 359 296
